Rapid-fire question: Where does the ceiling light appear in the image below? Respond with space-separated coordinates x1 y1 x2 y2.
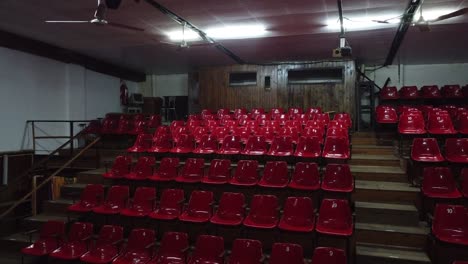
206 25 267 40
166 28 201 41
326 15 401 31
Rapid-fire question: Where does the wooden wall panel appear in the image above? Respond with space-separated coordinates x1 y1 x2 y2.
198 60 356 119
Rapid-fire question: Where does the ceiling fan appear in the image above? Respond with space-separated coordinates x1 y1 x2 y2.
412 6 468 32
160 22 214 50
45 0 144 32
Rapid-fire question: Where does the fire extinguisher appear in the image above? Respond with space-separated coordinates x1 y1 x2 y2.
120 80 129 106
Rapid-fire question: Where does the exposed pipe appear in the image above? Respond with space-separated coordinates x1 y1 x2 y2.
143 0 245 64
337 0 345 37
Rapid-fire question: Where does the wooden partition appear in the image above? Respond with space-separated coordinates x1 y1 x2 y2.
197 60 356 119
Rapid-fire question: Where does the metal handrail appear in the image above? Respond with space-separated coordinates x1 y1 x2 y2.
0 136 101 219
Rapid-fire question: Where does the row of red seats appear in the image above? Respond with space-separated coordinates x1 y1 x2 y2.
130 134 350 159
422 167 468 200
376 106 468 135
83 114 162 135
411 138 468 164
103 157 354 191
69 185 354 236
22 221 347 264
198 107 324 120
380 85 468 100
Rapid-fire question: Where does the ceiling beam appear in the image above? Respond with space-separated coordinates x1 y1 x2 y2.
0 30 146 82
383 0 422 66
143 0 246 64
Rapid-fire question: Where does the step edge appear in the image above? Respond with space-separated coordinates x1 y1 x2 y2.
355 222 430 235
357 245 431 262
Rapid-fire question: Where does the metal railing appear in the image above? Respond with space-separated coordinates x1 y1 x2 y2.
0 136 101 219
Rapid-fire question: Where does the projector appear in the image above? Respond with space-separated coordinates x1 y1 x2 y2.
333 47 352 58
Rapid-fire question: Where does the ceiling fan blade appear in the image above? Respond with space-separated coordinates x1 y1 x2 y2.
107 22 144 31
160 41 182 46
431 8 468 22
45 20 90 23
417 23 431 32
188 43 215 47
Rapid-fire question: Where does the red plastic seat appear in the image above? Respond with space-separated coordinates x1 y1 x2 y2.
176 158 205 183
376 105 398 124
210 192 245 226
263 120 281 129
170 120 185 133
148 133 173 153
399 86 420 99
93 186 129 215
217 135 242 155
172 126 190 143
257 126 276 143
202 159 231 185
21 220 65 257
278 126 300 143
445 138 468 163
125 156 155 181
101 118 119 134
398 112 426 135
241 135 268 155
461 168 468 198
270 243 305 264
147 115 162 129
171 134 195 153
229 160 259 186
421 167 461 199
201 109 213 118
311 247 346 264
294 136 321 158
228 239 263 264
217 108 231 119
306 107 322 115
103 156 132 179
278 197 315 233
457 113 468 135
49 222 94 260
237 114 251 127
233 126 251 144
274 114 290 126
112 229 155 264
83 120 102 134
293 114 310 126
442 85 464 98
244 120 259 132
288 162 320 191
129 120 147 135
243 195 279 229
153 125 170 138
148 189 184 220
258 161 289 188
193 126 209 144
128 134 152 153
148 157 180 182
188 235 224 264
411 138 444 162
179 190 214 223
314 113 331 127
68 184 104 213
187 120 203 133
333 113 352 128
234 108 248 119
224 120 238 132
121 187 156 217
427 112 456 135
270 107 285 118
116 118 131 135
205 120 220 132
251 108 265 120
316 199 353 236
288 107 303 116
268 136 294 156
421 85 442 99
380 86 399 100
322 137 350 160
285 120 303 130
80 225 124 264
193 134 218 154
432 204 468 246
322 164 354 193
302 127 325 144
328 120 349 131
326 127 348 139
440 105 459 119
147 232 188 264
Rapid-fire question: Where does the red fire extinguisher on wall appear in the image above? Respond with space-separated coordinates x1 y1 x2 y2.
120 80 129 106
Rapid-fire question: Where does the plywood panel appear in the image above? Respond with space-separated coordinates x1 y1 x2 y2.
198 60 356 120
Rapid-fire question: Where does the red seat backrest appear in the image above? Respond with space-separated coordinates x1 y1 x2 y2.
291 162 320 187
156 157 180 179
248 195 279 224
233 160 259 183
323 164 353 189
262 161 289 185
311 247 347 264
230 239 263 264
216 192 245 220
132 187 156 212
282 197 315 227
318 199 353 231
207 159 231 181
270 243 304 264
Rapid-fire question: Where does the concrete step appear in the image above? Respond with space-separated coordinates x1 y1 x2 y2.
61 183 96 200
42 199 74 214
76 168 111 184
349 154 401 167
22 214 76 230
351 165 407 183
352 137 394 146
355 222 429 249
352 145 396 155
353 180 419 205
357 244 431 264
355 202 420 226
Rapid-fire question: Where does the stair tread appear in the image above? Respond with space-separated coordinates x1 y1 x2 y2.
46 198 74 205
355 201 418 212
357 245 431 262
352 145 394 149
356 180 418 192
351 154 399 161
1 232 37 243
24 214 72 222
355 222 429 235
351 165 405 174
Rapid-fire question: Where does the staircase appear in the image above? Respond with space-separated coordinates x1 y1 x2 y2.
352 132 431 264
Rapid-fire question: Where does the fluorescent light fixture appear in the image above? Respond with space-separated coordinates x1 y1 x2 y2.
206 25 267 39
166 24 267 42
326 15 401 31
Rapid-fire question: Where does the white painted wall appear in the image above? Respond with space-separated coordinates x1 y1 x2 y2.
152 74 188 97
0 47 140 152
367 63 468 89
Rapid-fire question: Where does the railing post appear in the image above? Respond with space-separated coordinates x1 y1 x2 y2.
31 175 42 216
70 121 74 157
31 121 36 159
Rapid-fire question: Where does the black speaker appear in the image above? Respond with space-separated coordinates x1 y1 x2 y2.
105 0 122 9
